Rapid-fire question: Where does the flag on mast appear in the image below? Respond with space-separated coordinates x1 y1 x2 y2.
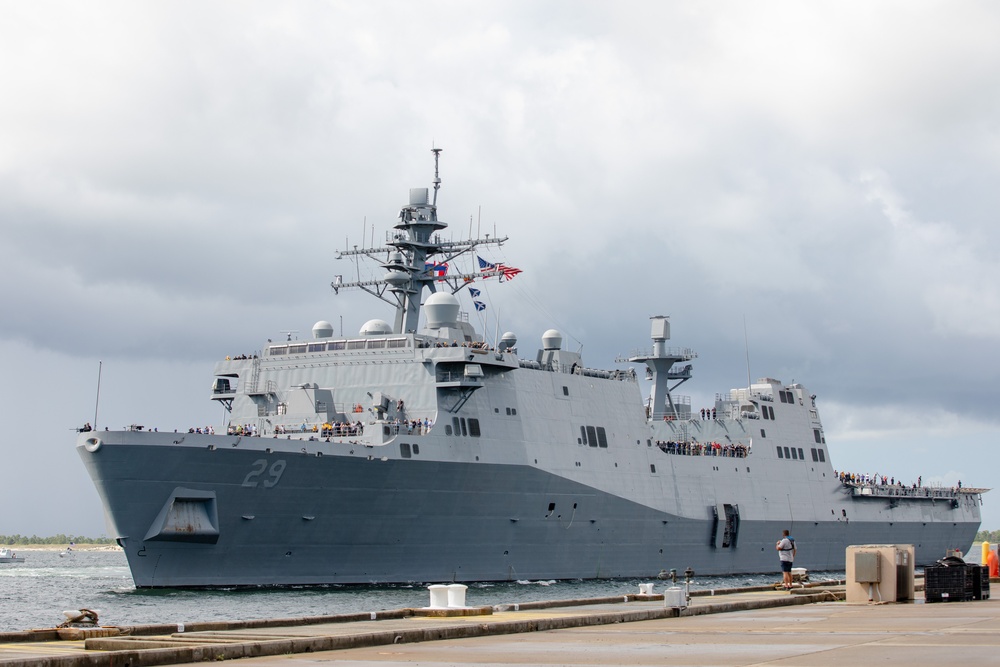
477 256 522 282
424 261 448 279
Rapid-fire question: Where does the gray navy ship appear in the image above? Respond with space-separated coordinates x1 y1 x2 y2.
77 150 985 588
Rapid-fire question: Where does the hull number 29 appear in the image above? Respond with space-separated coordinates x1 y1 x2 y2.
242 459 287 488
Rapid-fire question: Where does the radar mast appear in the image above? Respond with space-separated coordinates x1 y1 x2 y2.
332 148 508 334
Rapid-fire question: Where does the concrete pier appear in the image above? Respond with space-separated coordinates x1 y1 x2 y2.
1 584 997 666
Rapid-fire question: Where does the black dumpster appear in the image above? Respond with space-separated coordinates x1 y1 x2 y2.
924 556 984 603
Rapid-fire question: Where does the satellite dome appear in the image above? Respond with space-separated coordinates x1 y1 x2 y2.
359 319 393 336
499 331 518 351
542 329 563 351
384 270 409 286
312 321 334 339
424 292 460 329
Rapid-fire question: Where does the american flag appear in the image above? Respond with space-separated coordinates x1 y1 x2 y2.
477 256 523 282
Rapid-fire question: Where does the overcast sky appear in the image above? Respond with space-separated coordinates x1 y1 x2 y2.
2 1 999 538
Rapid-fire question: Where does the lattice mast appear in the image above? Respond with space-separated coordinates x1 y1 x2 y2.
332 149 507 334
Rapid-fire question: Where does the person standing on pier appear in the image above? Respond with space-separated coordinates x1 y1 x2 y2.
776 529 796 589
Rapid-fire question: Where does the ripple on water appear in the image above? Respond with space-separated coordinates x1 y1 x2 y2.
0 550 846 633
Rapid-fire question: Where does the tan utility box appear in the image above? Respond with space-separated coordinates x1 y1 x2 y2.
845 544 915 603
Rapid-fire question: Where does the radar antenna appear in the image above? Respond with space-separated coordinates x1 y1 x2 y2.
280 330 299 341
431 147 442 207
332 147 508 335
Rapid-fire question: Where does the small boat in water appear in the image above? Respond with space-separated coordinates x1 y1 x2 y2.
0 549 24 563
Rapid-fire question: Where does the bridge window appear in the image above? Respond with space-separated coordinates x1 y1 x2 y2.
400 443 411 458
468 418 481 437
777 446 784 459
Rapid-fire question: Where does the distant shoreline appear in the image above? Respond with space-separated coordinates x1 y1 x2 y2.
2 544 121 552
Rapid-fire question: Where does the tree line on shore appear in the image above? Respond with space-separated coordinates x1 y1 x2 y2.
975 530 1000 544
1 534 115 545
976 530 1000 544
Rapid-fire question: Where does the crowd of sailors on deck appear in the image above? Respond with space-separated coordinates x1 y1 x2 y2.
655 440 749 458
319 421 365 437
225 353 257 360
385 417 434 435
223 417 437 439
431 340 492 350
837 471 965 493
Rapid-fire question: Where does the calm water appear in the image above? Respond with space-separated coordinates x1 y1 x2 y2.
0 550 845 633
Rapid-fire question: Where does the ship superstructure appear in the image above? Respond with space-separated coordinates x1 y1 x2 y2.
77 150 984 587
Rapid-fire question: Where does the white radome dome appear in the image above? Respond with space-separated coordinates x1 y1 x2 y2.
359 319 393 336
424 292 461 329
542 329 563 351
312 321 334 338
499 331 518 351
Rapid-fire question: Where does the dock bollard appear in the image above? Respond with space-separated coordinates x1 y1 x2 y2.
446 583 468 608
427 584 449 608
638 583 655 595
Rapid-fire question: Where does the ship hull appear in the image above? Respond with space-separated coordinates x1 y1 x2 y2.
79 432 979 588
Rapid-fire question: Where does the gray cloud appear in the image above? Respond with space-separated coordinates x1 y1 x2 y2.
2 1 998 535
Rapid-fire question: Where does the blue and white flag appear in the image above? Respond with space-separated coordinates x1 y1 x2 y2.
469 288 481 297
473 300 486 312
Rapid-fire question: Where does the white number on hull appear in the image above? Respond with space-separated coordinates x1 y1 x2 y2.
242 459 287 488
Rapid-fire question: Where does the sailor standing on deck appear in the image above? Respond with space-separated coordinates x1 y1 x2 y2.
776 529 796 589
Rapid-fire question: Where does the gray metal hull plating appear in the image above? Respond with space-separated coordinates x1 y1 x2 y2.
78 431 979 588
